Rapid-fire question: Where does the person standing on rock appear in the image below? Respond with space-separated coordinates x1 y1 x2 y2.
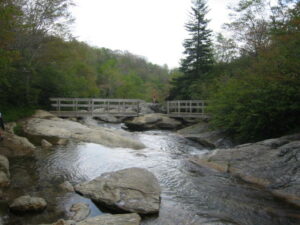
0 112 5 141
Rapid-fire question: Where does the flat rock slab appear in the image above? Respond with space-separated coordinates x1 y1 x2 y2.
10 195 47 212
190 133 300 207
75 168 161 214
23 110 145 149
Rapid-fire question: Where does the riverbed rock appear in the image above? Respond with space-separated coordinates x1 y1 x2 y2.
94 114 119 123
75 168 161 214
189 133 300 207
41 214 141 225
59 181 74 192
70 203 90 221
125 114 182 131
41 139 53 148
77 213 141 225
0 132 35 157
178 122 233 149
0 171 10 187
22 110 145 149
0 154 10 187
9 195 47 212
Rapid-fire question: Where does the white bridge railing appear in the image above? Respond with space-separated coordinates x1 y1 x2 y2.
166 100 207 118
50 98 140 117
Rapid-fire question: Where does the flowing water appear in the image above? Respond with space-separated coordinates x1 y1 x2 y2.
1 120 300 225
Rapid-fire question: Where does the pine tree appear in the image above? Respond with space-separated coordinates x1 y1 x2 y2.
168 0 213 100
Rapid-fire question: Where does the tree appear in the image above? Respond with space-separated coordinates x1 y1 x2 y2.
169 0 213 99
225 0 271 57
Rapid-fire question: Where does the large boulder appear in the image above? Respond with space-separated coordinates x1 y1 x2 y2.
22 110 145 150
9 195 47 212
75 168 161 214
178 122 233 149
190 133 300 207
125 114 182 131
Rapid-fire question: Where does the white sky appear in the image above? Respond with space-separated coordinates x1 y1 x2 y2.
71 0 236 68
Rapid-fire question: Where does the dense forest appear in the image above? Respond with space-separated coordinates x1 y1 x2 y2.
169 0 300 142
1 0 299 142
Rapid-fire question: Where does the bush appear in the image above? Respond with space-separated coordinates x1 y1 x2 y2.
208 74 300 142
1 107 35 122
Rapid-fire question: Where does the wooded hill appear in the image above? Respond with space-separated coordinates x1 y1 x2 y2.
0 0 172 111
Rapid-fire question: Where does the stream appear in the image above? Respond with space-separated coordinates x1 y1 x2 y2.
1 120 300 225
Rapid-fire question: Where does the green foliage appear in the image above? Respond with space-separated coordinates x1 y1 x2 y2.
208 1 300 142
1 106 35 123
0 0 171 112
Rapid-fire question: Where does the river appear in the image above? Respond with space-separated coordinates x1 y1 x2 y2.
1 120 300 225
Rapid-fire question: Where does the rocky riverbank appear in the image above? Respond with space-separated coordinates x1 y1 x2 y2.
190 133 300 207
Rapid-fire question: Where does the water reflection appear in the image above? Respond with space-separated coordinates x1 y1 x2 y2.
2 124 300 225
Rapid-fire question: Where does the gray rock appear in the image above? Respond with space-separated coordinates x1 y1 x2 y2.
95 114 119 123
125 114 181 131
43 214 141 225
178 122 233 149
177 122 210 135
184 130 233 149
70 203 90 221
0 155 10 187
0 132 35 157
0 155 9 176
190 133 300 207
75 168 161 214
0 171 10 187
22 111 145 150
10 195 47 212
57 139 68 145
59 181 74 192
39 219 76 225
77 213 141 225
41 139 53 148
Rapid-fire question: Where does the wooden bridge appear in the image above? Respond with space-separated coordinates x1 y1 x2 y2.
166 100 208 118
50 98 207 118
50 98 140 117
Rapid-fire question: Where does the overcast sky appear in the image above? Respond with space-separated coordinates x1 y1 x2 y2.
71 0 236 68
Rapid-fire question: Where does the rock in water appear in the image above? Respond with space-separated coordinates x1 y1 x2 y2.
10 195 47 212
41 139 53 148
40 214 141 225
125 114 181 131
190 133 300 207
22 110 145 150
59 181 74 192
77 213 141 225
70 203 90 221
75 168 161 214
